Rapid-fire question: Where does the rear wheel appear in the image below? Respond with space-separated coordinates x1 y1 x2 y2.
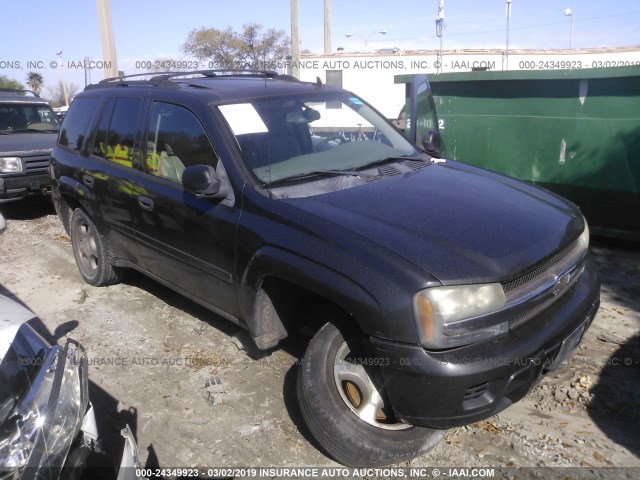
297 322 443 467
70 208 122 286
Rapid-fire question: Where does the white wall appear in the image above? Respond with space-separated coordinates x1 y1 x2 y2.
298 48 640 118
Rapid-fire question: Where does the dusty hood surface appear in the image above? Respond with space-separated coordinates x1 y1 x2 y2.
286 161 583 284
0 132 57 155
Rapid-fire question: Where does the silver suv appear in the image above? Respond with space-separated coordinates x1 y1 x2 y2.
0 89 60 201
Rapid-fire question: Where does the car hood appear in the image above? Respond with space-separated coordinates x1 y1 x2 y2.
284 161 583 284
0 295 38 361
0 133 57 156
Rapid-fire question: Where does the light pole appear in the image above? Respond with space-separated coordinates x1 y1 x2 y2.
506 0 512 69
96 0 119 78
345 30 387 46
324 0 331 54
565 8 574 48
56 50 69 106
436 0 445 74
291 0 299 78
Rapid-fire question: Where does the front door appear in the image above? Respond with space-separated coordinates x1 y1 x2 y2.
132 101 241 317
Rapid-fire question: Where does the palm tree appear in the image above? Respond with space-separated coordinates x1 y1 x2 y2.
26 72 44 95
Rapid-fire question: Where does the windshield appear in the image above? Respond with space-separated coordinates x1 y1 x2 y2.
219 92 419 185
0 103 60 134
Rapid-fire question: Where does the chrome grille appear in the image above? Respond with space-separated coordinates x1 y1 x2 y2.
502 241 576 293
503 239 587 330
23 154 50 174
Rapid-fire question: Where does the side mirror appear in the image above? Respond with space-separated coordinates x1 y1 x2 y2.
182 165 225 199
407 74 445 158
421 129 443 158
408 74 429 147
394 106 406 132
0 213 5 235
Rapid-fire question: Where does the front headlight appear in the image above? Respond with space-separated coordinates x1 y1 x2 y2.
0 157 22 173
0 340 88 475
414 283 508 349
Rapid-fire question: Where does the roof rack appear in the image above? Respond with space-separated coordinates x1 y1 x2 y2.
0 88 40 97
97 72 172 84
89 72 178 90
150 69 281 81
87 69 300 91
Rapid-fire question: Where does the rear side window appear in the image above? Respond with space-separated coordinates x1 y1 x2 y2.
92 98 114 158
58 97 99 151
93 97 143 168
145 102 217 183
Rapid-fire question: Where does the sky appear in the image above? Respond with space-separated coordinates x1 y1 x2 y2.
2 0 640 91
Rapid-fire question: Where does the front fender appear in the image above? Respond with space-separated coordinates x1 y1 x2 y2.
238 245 383 338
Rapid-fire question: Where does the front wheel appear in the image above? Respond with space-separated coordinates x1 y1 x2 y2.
70 208 122 286
297 322 443 467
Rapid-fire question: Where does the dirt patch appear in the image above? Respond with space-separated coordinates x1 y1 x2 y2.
0 199 638 472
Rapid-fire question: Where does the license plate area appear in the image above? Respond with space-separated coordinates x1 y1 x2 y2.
545 318 589 372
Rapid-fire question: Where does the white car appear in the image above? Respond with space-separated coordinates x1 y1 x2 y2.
0 294 99 478
0 212 142 479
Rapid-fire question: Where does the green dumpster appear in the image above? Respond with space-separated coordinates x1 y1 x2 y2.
396 68 640 241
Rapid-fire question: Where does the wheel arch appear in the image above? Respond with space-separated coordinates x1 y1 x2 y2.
55 192 82 235
239 246 380 350
53 175 93 235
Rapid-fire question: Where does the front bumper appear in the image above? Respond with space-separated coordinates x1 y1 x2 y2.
0 173 51 200
371 258 600 429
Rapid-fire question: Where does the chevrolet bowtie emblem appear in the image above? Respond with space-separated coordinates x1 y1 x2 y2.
552 271 572 296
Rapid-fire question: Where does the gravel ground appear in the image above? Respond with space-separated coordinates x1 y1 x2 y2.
0 196 639 479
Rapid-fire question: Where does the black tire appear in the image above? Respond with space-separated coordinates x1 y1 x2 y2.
297 322 443 467
70 208 122 286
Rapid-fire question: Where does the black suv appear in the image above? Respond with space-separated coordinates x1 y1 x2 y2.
50 71 600 467
0 89 60 201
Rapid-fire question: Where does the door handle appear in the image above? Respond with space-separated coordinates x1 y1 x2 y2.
82 174 94 187
137 195 154 211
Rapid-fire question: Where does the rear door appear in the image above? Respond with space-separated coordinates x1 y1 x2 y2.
132 100 241 317
81 95 145 262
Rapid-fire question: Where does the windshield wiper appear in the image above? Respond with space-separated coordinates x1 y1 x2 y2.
355 154 428 171
262 169 374 188
9 128 59 134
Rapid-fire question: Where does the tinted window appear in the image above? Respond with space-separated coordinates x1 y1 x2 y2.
102 98 143 168
58 97 99 150
145 102 217 183
91 98 114 159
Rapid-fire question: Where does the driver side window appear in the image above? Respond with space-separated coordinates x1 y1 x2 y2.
145 102 218 183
